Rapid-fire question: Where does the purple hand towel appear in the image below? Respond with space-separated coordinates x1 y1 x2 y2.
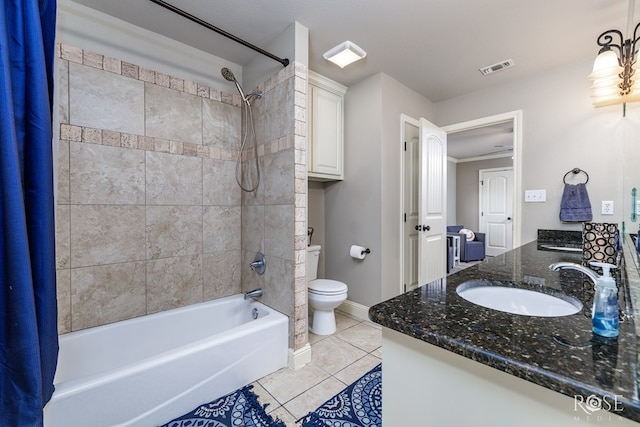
560 183 592 222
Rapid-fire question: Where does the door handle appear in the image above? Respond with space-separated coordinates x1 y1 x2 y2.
415 225 431 231
507 217 512 221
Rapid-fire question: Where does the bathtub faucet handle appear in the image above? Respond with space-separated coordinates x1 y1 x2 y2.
244 288 263 300
249 252 266 275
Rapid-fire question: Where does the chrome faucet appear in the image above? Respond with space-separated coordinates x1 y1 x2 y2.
249 258 265 271
244 288 263 300
249 252 266 275
548 262 599 287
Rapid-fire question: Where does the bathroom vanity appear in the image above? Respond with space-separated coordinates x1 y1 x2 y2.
370 237 640 426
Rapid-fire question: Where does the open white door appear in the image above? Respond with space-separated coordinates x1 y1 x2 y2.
417 118 447 285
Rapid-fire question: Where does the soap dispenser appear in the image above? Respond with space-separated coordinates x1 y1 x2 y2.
590 262 619 338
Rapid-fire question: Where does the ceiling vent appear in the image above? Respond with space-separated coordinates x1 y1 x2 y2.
479 59 515 76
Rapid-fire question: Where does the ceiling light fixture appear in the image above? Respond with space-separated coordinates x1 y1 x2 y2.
323 41 367 68
589 0 640 107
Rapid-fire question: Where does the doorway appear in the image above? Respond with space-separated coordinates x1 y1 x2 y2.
400 115 447 294
442 111 522 250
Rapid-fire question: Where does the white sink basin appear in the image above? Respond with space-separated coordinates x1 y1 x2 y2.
539 244 582 252
456 282 583 317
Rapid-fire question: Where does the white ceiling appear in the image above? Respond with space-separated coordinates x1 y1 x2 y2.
448 121 514 160
68 0 633 157
69 0 631 101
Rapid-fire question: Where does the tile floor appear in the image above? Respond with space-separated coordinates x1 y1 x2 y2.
251 311 382 426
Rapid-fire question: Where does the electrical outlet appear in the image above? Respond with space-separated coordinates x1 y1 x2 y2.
601 201 614 215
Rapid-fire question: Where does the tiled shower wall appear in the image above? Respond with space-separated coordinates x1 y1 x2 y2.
55 44 308 352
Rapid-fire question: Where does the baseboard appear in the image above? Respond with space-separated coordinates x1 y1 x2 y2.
288 343 311 370
337 299 370 322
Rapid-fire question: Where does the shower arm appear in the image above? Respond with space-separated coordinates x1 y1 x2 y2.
148 0 290 68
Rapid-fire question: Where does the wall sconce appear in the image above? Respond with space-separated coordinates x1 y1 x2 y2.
323 41 367 68
589 2 640 107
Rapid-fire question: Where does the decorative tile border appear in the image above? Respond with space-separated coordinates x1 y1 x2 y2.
60 123 239 161
59 123 300 162
57 43 242 107
57 43 302 160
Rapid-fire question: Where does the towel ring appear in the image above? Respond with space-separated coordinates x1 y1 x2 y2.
563 168 589 184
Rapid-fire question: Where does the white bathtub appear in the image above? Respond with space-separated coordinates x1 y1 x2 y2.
44 295 288 427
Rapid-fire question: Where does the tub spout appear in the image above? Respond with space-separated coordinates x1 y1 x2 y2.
548 262 599 287
244 288 263 300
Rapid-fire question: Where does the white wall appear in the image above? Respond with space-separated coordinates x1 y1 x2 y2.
436 58 636 244
323 73 434 307
447 159 457 225
244 22 308 92
325 74 383 307
57 0 239 92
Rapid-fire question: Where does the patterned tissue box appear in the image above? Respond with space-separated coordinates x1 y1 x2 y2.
582 222 618 265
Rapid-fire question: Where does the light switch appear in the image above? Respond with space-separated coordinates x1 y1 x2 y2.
524 189 546 202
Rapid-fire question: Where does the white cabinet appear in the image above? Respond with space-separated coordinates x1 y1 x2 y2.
381 328 639 426
307 71 347 181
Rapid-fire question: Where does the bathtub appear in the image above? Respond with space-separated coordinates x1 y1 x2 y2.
44 295 288 427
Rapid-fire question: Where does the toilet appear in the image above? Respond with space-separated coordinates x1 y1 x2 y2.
307 244 348 335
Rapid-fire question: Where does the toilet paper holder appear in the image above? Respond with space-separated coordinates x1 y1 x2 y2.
350 245 371 260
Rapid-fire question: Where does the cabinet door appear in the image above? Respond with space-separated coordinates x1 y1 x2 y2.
309 84 344 179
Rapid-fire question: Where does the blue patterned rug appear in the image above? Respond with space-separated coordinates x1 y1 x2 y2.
300 363 382 427
159 385 285 427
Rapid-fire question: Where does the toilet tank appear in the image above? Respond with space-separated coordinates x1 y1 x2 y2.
306 245 321 281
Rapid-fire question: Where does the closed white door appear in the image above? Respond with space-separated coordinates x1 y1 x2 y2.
418 118 447 285
480 168 513 256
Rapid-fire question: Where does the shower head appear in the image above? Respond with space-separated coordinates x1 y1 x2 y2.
221 67 247 102
221 67 236 82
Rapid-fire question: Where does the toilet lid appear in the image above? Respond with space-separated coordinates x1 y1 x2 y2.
309 279 348 295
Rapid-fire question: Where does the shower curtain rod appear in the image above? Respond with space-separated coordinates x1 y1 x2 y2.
148 0 290 68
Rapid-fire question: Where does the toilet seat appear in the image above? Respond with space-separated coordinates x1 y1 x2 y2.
309 279 347 296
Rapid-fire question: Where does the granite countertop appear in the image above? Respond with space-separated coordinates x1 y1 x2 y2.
369 239 640 422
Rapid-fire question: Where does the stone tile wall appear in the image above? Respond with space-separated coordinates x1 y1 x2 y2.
55 43 308 353
238 65 309 349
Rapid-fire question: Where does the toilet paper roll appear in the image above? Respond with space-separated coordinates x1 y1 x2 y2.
350 245 367 260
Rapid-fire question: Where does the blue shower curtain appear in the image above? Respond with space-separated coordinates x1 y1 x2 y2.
0 0 58 425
